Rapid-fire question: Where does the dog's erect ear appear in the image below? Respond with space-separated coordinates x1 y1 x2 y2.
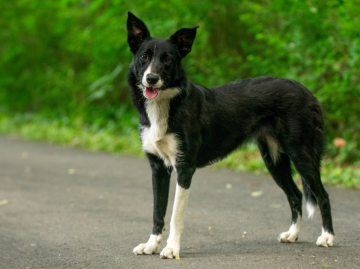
127 12 150 53
170 26 199 58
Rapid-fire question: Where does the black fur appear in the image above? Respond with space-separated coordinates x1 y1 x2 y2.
126 12 334 248
147 153 172 235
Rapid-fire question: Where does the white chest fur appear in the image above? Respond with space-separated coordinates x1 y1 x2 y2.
140 88 180 167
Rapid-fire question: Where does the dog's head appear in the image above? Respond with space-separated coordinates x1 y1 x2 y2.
127 12 198 99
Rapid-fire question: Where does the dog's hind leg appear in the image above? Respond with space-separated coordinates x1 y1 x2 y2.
258 140 303 243
290 154 335 247
133 154 172 255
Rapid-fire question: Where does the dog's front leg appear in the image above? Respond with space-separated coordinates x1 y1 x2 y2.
133 154 172 255
160 165 195 259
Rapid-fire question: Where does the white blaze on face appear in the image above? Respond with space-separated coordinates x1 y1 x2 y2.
141 68 164 90
142 63 153 87
141 44 164 90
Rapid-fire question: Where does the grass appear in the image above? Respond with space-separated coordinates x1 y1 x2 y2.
1 112 359 189
0 112 143 156
214 146 360 189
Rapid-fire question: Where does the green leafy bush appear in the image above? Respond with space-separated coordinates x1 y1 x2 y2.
0 0 359 178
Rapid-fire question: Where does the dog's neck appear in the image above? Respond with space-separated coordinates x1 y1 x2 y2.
143 87 180 140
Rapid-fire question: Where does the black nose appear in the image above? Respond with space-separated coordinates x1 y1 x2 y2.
146 74 159 85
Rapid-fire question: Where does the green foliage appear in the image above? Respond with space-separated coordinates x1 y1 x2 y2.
1 111 359 189
0 112 143 155
0 0 359 186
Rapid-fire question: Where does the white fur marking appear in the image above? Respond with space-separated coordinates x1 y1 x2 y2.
142 67 164 90
278 214 301 243
141 87 181 167
266 135 279 163
306 202 316 219
316 228 334 247
141 45 164 90
142 63 153 87
160 183 190 259
133 234 162 255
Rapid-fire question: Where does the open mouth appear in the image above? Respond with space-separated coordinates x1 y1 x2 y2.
144 87 159 99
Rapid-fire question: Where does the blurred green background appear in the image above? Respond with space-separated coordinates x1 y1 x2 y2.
0 0 359 187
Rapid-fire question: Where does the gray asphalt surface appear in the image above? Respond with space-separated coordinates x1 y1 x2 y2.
0 136 359 269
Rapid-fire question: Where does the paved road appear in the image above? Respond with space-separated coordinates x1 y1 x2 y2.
0 136 359 269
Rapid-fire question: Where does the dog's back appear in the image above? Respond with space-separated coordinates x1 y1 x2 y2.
171 76 323 168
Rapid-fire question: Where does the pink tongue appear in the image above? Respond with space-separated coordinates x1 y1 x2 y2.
145 87 159 99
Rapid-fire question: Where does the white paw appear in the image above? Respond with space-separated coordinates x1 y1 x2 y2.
133 243 158 255
133 234 161 255
278 230 299 243
316 231 334 247
160 246 179 259
278 218 301 243
160 233 181 259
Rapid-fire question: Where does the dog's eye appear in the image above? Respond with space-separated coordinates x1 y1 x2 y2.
141 54 148 61
164 57 172 64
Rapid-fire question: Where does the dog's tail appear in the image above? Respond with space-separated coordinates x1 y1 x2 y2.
302 177 317 218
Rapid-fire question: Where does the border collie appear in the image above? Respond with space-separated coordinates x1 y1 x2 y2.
126 12 335 259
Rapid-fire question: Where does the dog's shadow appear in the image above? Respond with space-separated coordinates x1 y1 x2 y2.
177 240 336 259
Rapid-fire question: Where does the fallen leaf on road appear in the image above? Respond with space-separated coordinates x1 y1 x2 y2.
0 199 8 205
251 191 263 197
226 184 232 189
333 138 346 148
68 169 75 175
208 227 212 230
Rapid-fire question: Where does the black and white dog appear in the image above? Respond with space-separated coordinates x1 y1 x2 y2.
126 12 335 259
